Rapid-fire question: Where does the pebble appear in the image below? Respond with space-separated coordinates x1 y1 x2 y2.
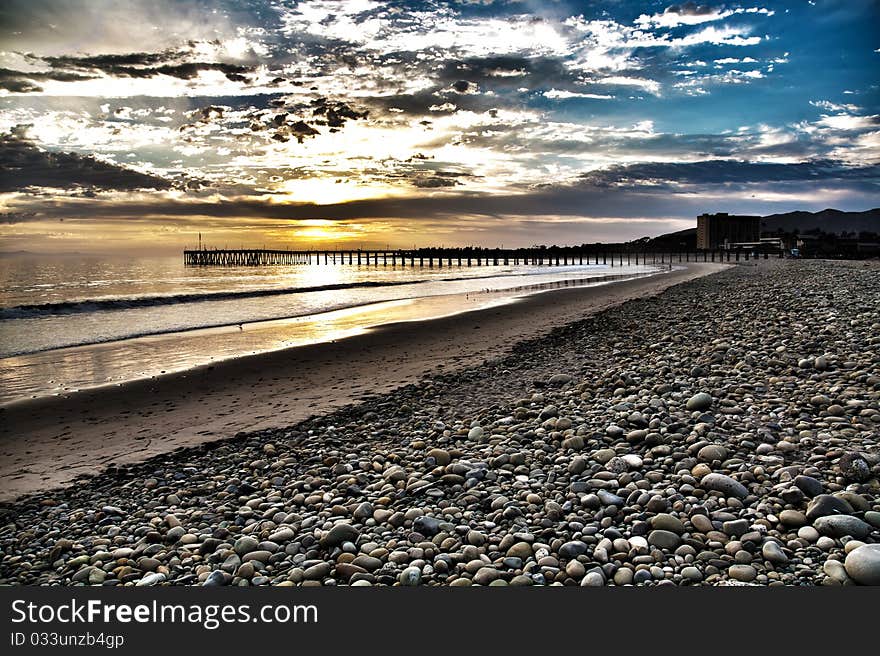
700 473 749 499
581 572 605 587
762 541 788 564
399 566 422 586
320 524 360 548
135 573 166 587
813 515 872 540
728 565 757 582
648 530 681 551
844 544 880 585
651 513 685 534
686 393 713 411
805 495 853 521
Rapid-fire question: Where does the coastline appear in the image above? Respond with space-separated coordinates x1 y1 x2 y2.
0 262 723 501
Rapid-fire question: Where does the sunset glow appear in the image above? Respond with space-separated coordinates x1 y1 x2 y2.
1 0 877 254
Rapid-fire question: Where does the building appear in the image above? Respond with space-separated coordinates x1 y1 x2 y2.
696 213 761 249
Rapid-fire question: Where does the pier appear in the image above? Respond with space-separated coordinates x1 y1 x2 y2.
184 246 785 267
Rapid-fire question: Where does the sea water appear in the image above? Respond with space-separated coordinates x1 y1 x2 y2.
0 253 662 404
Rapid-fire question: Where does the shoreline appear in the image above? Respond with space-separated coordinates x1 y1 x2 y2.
0 262 723 501
0 266 661 405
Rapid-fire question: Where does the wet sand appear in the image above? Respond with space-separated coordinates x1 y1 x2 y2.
0 262 726 501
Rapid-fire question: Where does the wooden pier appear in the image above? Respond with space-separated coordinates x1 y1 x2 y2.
184 246 785 267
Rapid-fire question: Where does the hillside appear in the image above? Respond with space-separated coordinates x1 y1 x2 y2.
761 208 880 234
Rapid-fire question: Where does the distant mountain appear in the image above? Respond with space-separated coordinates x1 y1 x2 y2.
644 227 697 249
646 208 880 246
761 208 880 235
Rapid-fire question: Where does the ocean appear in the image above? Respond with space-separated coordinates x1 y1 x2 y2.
0 253 662 404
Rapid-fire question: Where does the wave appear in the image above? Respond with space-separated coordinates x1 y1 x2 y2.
0 272 536 320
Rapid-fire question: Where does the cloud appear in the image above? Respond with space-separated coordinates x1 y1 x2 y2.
816 114 880 131
38 53 252 81
542 89 614 100
0 128 173 192
0 67 97 93
810 100 861 113
636 4 773 29
579 159 880 187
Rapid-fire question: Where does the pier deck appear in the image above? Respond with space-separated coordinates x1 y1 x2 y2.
184 247 783 267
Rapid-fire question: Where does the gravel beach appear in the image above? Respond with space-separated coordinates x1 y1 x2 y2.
1 258 878 586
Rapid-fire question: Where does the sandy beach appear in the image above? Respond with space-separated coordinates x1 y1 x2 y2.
0 262 723 501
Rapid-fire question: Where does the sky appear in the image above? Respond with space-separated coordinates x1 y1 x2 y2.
0 0 878 253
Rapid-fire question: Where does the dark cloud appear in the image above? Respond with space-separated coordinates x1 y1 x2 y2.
38 51 183 69
0 129 172 192
0 67 97 93
663 2 715 17
412 176 460 188
41 52 252 81
580 159 880 187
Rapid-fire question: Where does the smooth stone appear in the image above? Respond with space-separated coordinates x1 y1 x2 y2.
566 561 586 579
823 559 851 584
268 528 295 543
507 542 533 560
647 530 681 551
233 536 259 556
468 426 484 440
351 556 382 572
613 568 633 585
562 436 584 450
597 490 624 506
681 566 703 582
794 475 823 497
762 541 788 564
303 562 331 580
594 448 616 464
865 512 880 529
813 515 872 539
728 565 757 582
686 393 713 411
701 473 748 499
242 550 272 563
320 523 360 548
581 572 605 587
569 457 588 474
559 541 588 559
235 562 255 579
797 526 819 542
697 445 727 462
399 566 421 586
651 513 685 534
779 510 806 527
722 519 749 537
135 572 166 587
805 495 854 521
844 544 880 585
412 516 442 537
203 570 227 586
690 514 713 533
427 448 451 466
646 496 668 513
473 567 499 586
